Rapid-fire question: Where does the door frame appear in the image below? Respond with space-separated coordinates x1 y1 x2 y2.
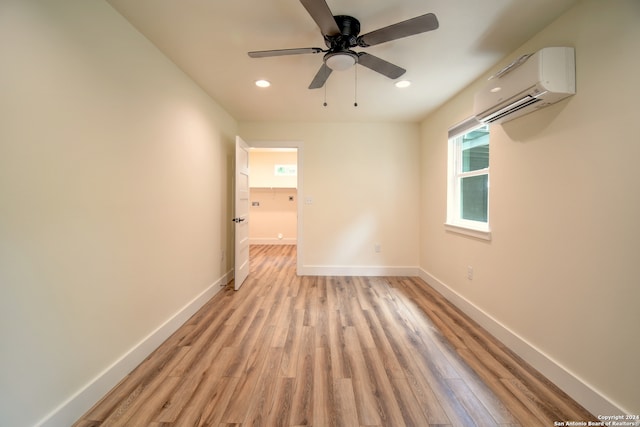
247 140 304 276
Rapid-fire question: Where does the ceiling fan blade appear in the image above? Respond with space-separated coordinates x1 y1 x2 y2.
308 63 332 89
358 13 439 47
248 47 323 58
299 0 340 36
357 52 406 79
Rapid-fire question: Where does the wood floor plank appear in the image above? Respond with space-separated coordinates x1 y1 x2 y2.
74 245 595 427
113 376 182 427
263 283 289 328
313 346 336 427
189 376 239 427
328 308 351 380
347 294 377 349
265 377 295 426
168 322 234 379
301 276 319 327
403 372 452 425
222 310 267 378
365 280 458 424
361 308 405 379
220 325 276 423
343 326 382 426
289 326 315 425
443 341 520 425
242 347 284 426
167 373 227 425
447 378 500 427
280 308 305 378
362 347 410 427
315 277 331 349
386 375 431 427
332 378 360 427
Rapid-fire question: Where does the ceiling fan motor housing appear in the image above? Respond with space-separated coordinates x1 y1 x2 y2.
324 15 361 50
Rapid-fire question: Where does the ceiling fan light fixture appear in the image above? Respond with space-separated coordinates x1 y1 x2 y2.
324 51 358 71
395 80 411 88
255 79 271 88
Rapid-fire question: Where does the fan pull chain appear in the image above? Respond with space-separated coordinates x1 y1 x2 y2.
354 65 358 107
323 80 328 107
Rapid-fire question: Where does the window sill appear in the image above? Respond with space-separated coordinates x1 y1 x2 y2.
444 223 492 241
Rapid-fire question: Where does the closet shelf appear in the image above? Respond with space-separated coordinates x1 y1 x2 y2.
250 186 297 190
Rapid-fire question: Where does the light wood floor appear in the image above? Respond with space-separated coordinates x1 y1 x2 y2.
75 245 594 426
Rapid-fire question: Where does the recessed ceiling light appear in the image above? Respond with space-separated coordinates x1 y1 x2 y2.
395 80 411 88
255 79 271 88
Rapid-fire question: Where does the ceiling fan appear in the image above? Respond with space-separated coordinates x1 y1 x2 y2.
248 0 439 89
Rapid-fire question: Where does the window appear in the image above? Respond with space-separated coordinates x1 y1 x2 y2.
274 164 297 176
446 118 491 239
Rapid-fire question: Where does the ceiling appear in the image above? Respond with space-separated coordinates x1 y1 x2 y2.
106 0 578 123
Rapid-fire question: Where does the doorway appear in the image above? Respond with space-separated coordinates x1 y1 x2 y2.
246 140 303 276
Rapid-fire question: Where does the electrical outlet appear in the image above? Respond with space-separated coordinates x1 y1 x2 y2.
374 243 381 253
467 265 474 280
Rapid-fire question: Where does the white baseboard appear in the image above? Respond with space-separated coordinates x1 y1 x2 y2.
250 238 297 245
418 268 627 417
300 265 419 277
36 269 233 427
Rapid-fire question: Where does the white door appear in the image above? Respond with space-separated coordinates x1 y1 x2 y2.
233 136 250 290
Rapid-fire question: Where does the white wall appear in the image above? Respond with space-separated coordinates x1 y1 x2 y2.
249 150 298 188
240 122 420 275
250 188 298 244
0 1 237 426
419 0 640 415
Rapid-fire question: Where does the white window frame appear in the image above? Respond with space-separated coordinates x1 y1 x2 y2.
445 118 491 240
274 164 297 176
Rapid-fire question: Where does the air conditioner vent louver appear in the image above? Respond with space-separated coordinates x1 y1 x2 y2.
482 96 542 123
474 47 575 124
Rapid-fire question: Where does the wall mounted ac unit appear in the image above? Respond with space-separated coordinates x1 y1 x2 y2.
474 47 575 124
